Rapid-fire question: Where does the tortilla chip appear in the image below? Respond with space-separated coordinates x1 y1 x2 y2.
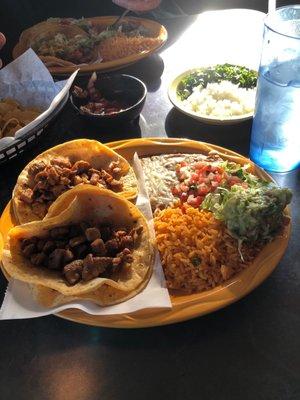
0 98 41 139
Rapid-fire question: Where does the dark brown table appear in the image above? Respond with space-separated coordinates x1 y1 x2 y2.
0 7 299 400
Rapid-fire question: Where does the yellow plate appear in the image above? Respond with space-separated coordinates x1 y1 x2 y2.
13 16 167 75
0 138 291 328
168 67 255 125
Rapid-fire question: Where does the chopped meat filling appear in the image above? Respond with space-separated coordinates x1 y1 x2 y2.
90 238 106 256
19 188 34 204
20 222 143 286
85 227 101 242
63 260 83 285
19 157 124 218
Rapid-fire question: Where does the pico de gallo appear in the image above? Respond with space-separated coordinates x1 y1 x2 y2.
171 160 249 208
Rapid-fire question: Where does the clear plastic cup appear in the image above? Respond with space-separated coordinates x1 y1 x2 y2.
249 6 300 172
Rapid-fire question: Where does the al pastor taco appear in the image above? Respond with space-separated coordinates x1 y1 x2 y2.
13 139 138 224
2 185 154 307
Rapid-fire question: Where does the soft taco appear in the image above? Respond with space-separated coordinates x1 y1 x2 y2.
13 139 138 224
13 20 99 66
2 185 154 307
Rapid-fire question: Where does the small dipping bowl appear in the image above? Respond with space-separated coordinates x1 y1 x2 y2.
70 73 147 125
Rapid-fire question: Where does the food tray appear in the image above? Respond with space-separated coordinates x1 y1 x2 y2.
0 94 68 166
13 17 168 76
0 138 291 328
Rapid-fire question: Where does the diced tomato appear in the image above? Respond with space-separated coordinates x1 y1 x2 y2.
194 162 205 170
214 174 223 183
211 166 223 173
211 181 219 188
197 185 209 196
187 195 202 207
204 164 212 172
180 192 188 202
172 186 180 195
187 195 196 205
180 183 189 192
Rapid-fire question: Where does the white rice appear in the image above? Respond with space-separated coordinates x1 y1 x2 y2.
182 80 256 118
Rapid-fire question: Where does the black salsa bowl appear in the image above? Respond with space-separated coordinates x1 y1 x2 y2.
70 73 147 125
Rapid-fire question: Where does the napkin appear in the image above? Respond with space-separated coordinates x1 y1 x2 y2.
0 49 78 150
0 153 171 319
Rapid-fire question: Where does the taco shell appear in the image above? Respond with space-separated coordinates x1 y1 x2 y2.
2 186 154 307
13 139 138 224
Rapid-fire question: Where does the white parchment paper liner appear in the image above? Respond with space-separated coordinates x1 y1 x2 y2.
0 153 171 319
0 49 78 150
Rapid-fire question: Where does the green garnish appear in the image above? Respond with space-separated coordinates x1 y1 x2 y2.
220 160 269 188
177 63 257 100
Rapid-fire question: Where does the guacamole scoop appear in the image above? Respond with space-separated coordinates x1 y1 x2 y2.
201 184 292 243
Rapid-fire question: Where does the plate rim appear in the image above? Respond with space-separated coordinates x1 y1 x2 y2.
0 137 291 328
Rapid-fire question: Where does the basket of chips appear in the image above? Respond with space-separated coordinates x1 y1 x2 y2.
0 49 77 165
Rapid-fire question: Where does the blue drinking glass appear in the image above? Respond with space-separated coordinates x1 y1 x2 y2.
250 6 300 172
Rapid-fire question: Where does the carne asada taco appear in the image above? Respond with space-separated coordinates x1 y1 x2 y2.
13 139 138 224
13 20 99 67
2 185 154 307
